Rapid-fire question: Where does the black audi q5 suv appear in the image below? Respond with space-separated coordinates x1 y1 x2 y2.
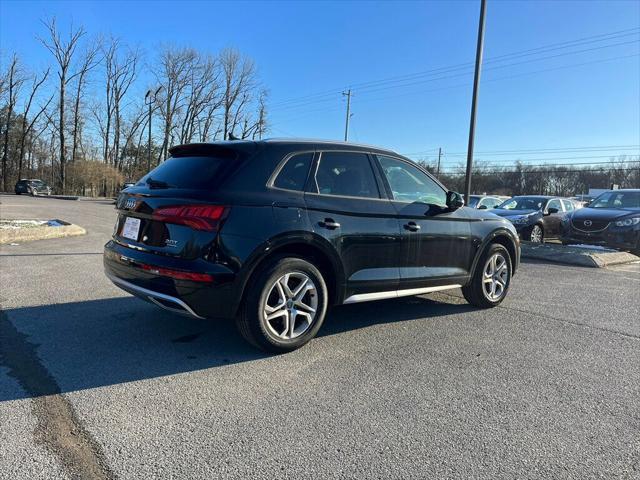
104 139 520 352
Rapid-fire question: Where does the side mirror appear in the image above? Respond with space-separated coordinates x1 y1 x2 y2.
478 204 488 210
446 191 465 210
547 207 559 215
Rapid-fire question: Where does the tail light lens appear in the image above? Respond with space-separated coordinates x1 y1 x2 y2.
140 264 213 282
152 205 228 231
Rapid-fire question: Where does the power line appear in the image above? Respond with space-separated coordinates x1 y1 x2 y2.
402 144 640 157
269 38 639 114
270 51 639 123
437 160 640 171
442 166 640 176
346 39 640 98
268 27 639 111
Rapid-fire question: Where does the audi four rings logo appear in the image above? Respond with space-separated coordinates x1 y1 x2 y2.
124 198 136 209
584 220 593 227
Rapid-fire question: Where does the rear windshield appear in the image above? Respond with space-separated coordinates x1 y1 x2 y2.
137 156 228 190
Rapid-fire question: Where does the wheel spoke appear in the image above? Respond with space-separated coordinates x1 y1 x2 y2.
296 310 313 326
292 277 309 299
295 299 316 313
288 310 297 338
265 308 287 322
279 274 294 299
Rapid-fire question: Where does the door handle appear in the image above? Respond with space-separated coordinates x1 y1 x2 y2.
404 221 421 232
319 218 341 230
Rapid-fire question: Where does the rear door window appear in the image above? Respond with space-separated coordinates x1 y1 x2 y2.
273 153 313 191
137 156 229 190
314 152 380 199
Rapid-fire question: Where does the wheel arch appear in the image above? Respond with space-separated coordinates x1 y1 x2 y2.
470 229 519 279
234 233 344 317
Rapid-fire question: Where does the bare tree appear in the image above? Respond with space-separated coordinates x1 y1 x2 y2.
17 68 53 179
98 38 140 169
71 42 101 163
220 48 256 140
1 54 26 190
155 47 197 162
40 18 86 192
178 55 222 144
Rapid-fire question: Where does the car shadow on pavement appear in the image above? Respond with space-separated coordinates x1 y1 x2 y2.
0 294 474 401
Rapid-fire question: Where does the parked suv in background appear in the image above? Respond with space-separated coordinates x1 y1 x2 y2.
561 189 640 254
491 195 575 242
14 179 52 196
104 139 520 352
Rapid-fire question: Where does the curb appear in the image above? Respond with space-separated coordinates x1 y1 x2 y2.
0 224 87 244
521 243 639 268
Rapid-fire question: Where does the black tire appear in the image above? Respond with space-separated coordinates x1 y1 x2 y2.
462 243 512 308
527 224 544 243
236 256 328 353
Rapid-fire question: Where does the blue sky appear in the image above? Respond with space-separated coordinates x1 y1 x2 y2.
1 0 639 170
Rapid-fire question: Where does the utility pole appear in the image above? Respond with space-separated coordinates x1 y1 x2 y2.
145 86 162 172
343 89 352 142
437 147 442 178
463 0 487 204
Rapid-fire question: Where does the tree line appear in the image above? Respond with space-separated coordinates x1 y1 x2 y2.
0 18 268 195
418 156 640 197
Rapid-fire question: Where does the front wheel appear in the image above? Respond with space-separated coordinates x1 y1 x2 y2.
528 224 544 243
236 256 328 353
462 244 512 308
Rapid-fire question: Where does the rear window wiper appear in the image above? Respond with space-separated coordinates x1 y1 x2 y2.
146 177 173 189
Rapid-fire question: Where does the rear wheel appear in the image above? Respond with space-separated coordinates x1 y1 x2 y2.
462 243 512 308
528 224 544 243
236 256 328 353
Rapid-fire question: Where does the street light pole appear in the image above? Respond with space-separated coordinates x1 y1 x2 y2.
145 86 162 172
463 0 487 204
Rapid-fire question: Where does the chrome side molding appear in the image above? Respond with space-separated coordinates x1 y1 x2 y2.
343 284 462 304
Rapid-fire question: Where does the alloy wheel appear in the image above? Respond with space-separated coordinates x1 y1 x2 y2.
482 253 509 301
262 272 318 340
530 225 543 243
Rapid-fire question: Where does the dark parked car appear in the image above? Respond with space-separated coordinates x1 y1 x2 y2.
14 178 51 196
15 179 52 196
104 139 520 352
468 195 503 210
492 195 576 242
561 189 640 254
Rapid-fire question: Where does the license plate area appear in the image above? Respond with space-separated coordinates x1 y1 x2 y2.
121 217 141 241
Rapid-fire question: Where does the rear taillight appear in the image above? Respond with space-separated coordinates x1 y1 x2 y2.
152 205 228 231
140 264 214 282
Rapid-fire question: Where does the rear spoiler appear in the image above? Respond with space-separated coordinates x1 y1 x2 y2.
168 142 258 159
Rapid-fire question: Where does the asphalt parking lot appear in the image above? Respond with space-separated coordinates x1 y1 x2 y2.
1 193 639 479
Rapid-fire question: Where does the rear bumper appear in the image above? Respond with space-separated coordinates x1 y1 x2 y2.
106 273 205 319
104 240 239 319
